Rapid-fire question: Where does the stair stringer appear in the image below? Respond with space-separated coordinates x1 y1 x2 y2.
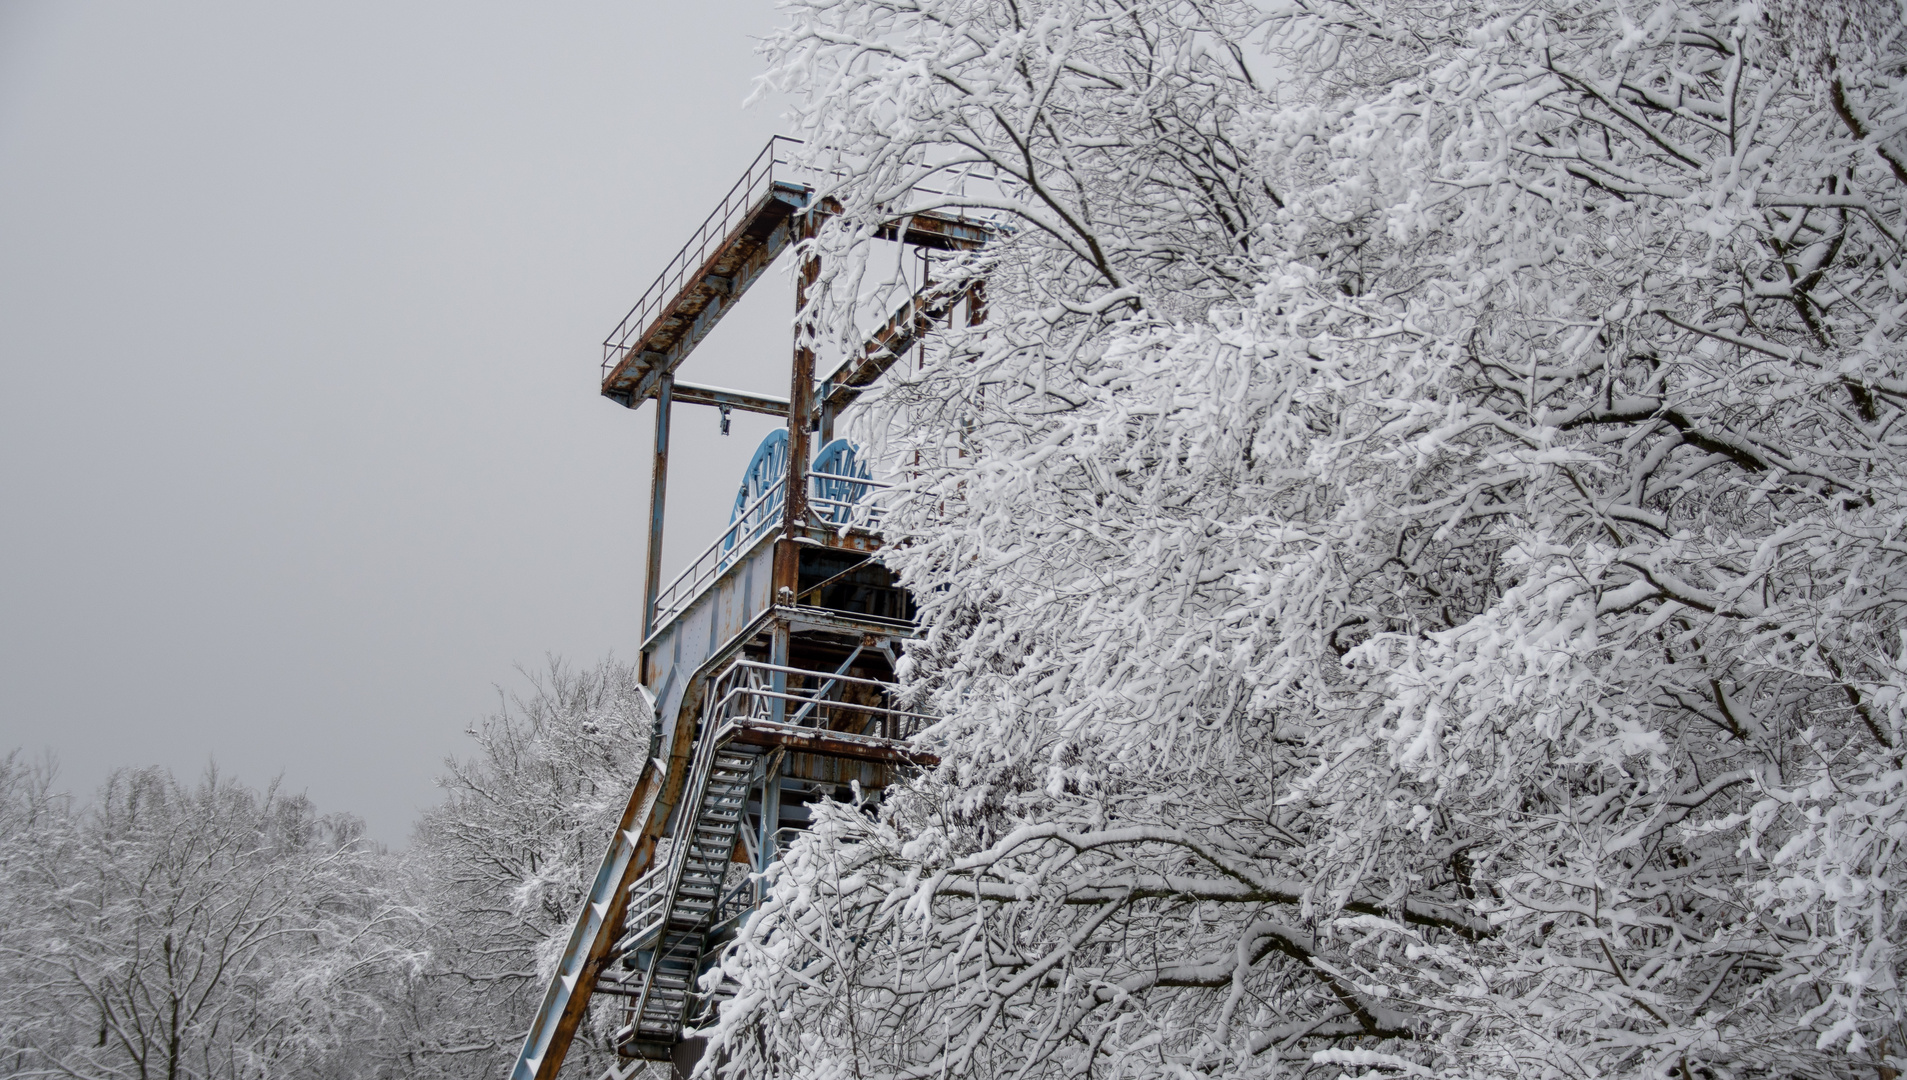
507 607 777 1080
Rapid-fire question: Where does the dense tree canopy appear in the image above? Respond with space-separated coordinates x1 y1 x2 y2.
703 1 1907 1078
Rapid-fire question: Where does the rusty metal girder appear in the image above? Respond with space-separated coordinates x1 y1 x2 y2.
820 281 976 415
601 185 807 408
813 195 992 252
671 381 789 418
509 757 666 1080
726 716 940 767
598 138 993 412
601 197 989 410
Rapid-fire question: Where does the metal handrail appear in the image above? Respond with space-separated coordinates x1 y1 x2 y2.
649 477 786 631
705 658 933 740
647 469 895 636
724 658 899 689
810 470 890 489
620 716 735 1042
603 136 808 378
615 864 671 957
714 685 929 724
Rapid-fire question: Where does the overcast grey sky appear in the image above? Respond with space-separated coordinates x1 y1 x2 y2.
0 1 803 842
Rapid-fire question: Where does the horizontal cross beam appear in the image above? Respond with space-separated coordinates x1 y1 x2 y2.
672 381 790 417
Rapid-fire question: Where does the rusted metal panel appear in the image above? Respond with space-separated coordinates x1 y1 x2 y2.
808 194 992 252
871 209 992 251
780 753 890 789
717 530 771 648
796 526 883 553
727 717 940 767
778 224 820 598
781 602 917 641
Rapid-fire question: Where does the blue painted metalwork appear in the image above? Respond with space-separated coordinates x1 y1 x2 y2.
810 438 871 525
721 429 789 566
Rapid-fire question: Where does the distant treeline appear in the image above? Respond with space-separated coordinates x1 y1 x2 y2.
0 657 652 1080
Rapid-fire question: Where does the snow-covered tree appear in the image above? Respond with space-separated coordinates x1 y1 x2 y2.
0 659 656 1080
0 763 392 1080
384 657 654 1078
705 1 1907 1078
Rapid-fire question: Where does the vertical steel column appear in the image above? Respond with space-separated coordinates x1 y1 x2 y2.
769 625 789 724
641 374 675 640
771 217 819 725
756 766 782 901
783 220 819 544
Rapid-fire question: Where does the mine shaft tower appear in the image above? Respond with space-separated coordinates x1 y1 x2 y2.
510 137 988 1080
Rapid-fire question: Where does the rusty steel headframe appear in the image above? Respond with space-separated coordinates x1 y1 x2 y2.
510 135 992 1080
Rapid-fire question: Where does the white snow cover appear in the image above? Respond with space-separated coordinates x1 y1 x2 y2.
704 1 1907 1078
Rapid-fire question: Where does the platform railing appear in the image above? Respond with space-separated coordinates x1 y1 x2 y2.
809 469 890 530
705 658 932 742
647 470 895 638
649 476 786 634
603 135 807 378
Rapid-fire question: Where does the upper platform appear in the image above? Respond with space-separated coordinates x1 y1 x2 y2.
600 136 991 412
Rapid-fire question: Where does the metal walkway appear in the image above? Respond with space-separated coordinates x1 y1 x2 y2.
599 136 989 413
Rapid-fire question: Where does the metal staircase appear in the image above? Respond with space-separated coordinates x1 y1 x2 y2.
511 647 938 1080
611 735 756 1054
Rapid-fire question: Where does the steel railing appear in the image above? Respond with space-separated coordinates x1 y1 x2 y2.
647 476 786 634
603 135 808 379
704 658 932 742
646 470 895 638
810 468 889 529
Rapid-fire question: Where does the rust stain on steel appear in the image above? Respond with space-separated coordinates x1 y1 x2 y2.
780 752 892 789
601 189 805 405
808 195 992 252
641 374 673 641
775 218 821 606
727 717 940 767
